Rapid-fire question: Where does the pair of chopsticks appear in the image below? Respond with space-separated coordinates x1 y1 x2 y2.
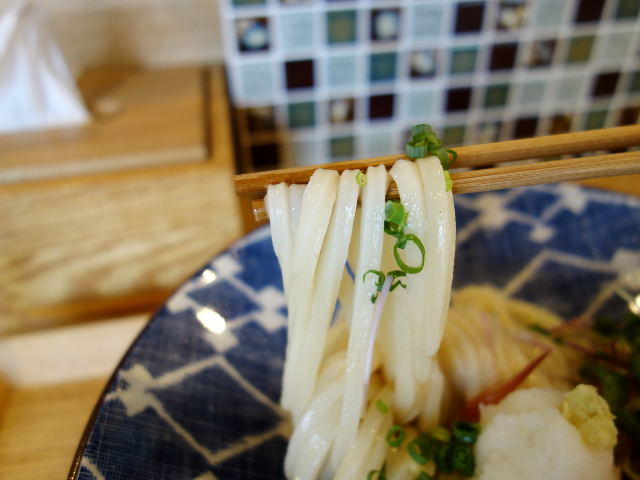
234 125 640 221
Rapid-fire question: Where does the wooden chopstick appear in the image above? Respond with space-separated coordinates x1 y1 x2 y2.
234 125 640 197
249 151 640 221
232 125 640 222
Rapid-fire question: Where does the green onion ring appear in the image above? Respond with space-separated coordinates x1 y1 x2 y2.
393 234 426 274
407 438 429 465
386 424 406 447
363 270 385 287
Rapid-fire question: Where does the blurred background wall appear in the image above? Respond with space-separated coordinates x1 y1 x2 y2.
0 0 226 73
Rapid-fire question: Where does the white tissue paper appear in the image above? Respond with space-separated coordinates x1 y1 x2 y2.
0 3 90 134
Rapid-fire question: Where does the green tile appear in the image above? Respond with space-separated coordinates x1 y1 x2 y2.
450 47 478 75
233 0 265 6
290 140 318 167
484 84 510 108
584 111 608 130
327 10 357 44
519 81 546 105
566 36 594 63
629 71 640 93
443 126 466 147
288 102 315 128
330 136 355 158
615 0 640 19
369 52 397 82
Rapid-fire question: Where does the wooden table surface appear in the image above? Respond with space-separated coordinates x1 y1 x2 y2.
0 64 246 479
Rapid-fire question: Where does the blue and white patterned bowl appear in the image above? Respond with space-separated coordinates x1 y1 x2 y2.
70 185 640 480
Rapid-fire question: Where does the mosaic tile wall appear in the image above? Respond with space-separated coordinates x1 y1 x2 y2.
218 0 640 172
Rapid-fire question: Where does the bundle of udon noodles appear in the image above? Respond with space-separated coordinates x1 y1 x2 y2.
264 158 578 480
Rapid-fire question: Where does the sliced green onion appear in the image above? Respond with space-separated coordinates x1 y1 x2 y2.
407 438 430 465
376 399 389 415
446 149 458 167
411 124 433 137
414 473 433 480
384 221 402 238
390 280 406 291
429 426 451 443
614 408 640 445
388 270 407 279
386 424 406 447
434 148 450 170
443 170 453 192
623 310 640 341
393 234 426 274
356 170 368 186
631 352 640 384
367 470 387 480
425 132 440 145
593 317 619 338
433 443 454 474
452 421 481 445
385 200 406 225
452 445 476 477
601 369 628 411
363 270 385 287
406 143 427 159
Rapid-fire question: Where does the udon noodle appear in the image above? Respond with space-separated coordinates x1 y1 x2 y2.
264 157 613 480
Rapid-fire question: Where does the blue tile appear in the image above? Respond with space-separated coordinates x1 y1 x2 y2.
281 13 314 50
535 0 566 28
406 90 435 118
506 190 558 217
412 4 445 38
82 400 210 479
189 280 261 319
152 365 282 454
241 64 273 98
211 435 288 480
225 321 287 404
119 309 217 378
594 293 634 326
514 261 616 318
232 236 284 291
546 202 640 260
453 202 480 230
327 56 357 87
453 222 545 289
